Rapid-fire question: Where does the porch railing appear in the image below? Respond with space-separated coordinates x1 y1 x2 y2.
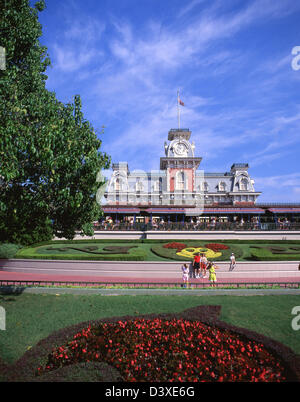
93 222 300 231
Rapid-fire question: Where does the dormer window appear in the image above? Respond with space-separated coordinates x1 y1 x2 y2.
240 178 248 191
219 182 226 192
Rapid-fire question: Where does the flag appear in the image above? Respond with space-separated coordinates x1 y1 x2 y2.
179 99 185 106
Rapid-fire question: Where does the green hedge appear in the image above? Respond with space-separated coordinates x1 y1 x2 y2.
16 246 147 261
249 247 300 261
0 243 21 259
28 238 300 247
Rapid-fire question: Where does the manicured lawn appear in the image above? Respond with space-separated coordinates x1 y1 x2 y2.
15 239 300 262
0 293 299 366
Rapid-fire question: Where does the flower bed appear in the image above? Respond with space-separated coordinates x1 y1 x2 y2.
3 305 298 382
204 243 229 252
36 318 288 382
163 242 187 251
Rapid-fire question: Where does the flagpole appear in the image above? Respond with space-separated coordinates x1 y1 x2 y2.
177 90 180 129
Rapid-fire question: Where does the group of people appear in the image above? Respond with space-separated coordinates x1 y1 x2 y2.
181 252 236 288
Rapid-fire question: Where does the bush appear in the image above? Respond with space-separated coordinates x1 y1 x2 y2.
0 214 53 246
250 247 300 261
16 245 147 261
0 243 21 259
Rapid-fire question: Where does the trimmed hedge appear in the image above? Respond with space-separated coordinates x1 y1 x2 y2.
16 246 147 261
249 247 300 261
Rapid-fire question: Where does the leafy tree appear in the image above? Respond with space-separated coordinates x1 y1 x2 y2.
0 0 110 244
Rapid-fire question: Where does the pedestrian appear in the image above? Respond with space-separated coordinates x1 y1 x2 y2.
193 252 201 278
229 252 236 271
181 263 189 288
208 261 219 287
200 253 208 278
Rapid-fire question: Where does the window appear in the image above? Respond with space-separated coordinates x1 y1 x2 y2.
136 179 144 192
240 178 248 191
219 182 226 192
176 171 187 190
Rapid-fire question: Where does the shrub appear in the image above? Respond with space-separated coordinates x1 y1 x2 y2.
0 243 21 259
250 247 300 261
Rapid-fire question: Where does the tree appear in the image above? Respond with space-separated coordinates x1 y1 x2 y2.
0 0 110 244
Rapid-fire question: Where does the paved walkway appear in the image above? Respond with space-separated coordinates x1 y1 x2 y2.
1 259 299 284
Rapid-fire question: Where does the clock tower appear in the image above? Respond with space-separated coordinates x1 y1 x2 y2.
160 129 202 195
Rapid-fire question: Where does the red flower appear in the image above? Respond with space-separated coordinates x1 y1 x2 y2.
205 243 229 252
36 318 286 382
163 242 187 251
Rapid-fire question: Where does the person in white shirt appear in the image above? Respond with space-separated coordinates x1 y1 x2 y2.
229 253 236 271
200 253 208 278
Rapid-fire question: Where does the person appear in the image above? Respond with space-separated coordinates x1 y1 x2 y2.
229 253 236 271
208 261 219 287
193 252 201 278
200 253 208 278
181 263 189 288
152 218 158 230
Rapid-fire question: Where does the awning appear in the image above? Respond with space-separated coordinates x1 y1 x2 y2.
146 208 186 214
102 207 140 213
268 208 300 213
202 208 265 214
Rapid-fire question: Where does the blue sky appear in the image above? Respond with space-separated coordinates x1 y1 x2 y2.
36 0 300 202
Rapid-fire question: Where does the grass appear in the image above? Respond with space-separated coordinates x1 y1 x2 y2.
14 239 300 262
0 293 300 367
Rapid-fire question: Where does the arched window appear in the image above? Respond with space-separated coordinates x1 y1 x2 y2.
240 178 248 191
176 171 187 190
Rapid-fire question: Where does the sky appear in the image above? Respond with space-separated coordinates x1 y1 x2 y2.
35 0 300 202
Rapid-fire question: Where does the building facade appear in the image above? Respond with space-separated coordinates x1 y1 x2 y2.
105 128 261 209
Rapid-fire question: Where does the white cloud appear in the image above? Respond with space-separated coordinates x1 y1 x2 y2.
255 173 300 188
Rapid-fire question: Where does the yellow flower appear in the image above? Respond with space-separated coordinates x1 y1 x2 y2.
176 247 222 259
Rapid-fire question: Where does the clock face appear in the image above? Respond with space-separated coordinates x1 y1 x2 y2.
174 142 187 156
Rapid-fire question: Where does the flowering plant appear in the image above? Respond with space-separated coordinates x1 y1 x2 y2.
163 242 187 251
205 243 229 252
36 318 286 382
